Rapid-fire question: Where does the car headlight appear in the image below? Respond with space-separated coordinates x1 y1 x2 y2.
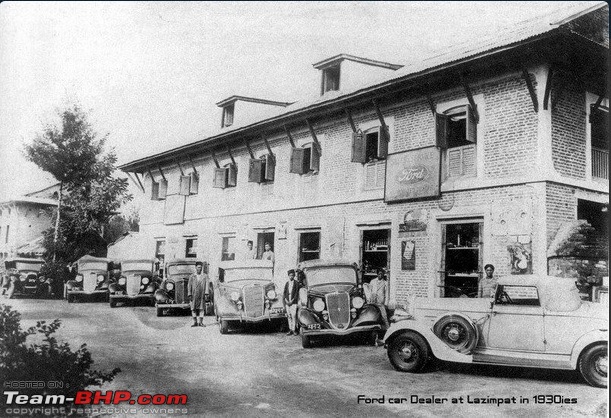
352 296 364 309
313 298 325 312
166 282 174 291
20 274 26 282
97 274 104 283
142 277 150 285
118 277 126 285
39 276 46 282
266 289 277 299
230 291 240 302
76 275 83 282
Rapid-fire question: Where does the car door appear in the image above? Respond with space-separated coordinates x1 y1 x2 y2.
486 284 545 352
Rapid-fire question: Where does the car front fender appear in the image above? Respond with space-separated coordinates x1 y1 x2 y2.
216 295 239 316
570 329 609 370
383 320 473 364
155 289 169 303
352 304 382 327
108 283 119 293
66 280 80 290
297 308 321 326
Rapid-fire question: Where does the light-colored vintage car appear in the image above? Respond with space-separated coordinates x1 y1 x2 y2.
297 259 386 348
155 259 211 317
66 255 112 303
109 259 158 307
214 259 284 334
2 258 47 298
383 276 608 388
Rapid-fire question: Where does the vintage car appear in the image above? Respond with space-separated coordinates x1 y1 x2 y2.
214 259 284 334
66 255 112 303
109 259 158 307
155 259 211 317
383 276 608 388
1 258 47 298
297 259 387 348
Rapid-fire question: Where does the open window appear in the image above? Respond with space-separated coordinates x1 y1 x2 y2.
290 143 320 175
221 236 236 261
185 237 198 258
299 231 320 262
436 105 477 178
213 164 238 189
321 65 340 95
222 103 234 128
351 126 389 163
590 105 608 179
151 179 168 200
248 154 275 183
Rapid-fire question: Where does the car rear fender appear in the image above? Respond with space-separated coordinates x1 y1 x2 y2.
383 320 473 364
570 329 609 370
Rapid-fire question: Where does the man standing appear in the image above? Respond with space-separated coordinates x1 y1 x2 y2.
479 264 497 298
368 268 388 305
188 261 209 327
283 269 299 335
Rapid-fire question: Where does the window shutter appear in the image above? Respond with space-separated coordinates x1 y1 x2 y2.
227 164 238 187
264 154 275 181
151 181 160 200
462 145 476 176
466 105 477 143
435 113 448 149
351 131 366 163
213 167 227 188
447 148 462 177
179 175 190 196
158 180 168 199
376 161 386 187
249 159 263 182
310 144 320 172
189 172 199 194
377 126 389 159
290 147 306 174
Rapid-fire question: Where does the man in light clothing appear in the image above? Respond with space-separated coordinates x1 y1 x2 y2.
368 268 387 305
283 269 299 335
188 262 209 327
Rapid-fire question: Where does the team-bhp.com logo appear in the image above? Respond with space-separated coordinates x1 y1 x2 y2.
4 390 188 405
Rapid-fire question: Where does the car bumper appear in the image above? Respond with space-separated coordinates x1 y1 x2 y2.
110 294 154 301
219 312 286 323
67 290 107 295
156 302 190 310
301 324 381 337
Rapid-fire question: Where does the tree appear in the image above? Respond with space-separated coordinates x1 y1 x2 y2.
24 104 132 263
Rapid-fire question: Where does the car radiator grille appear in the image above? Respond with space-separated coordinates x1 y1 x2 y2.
126 275 140 296
243 285 264 318
326 292 350 329
174 280 189 304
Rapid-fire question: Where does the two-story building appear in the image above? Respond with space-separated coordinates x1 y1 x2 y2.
120 4 608 306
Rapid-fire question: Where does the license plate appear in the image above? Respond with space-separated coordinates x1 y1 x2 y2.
307 323 321 330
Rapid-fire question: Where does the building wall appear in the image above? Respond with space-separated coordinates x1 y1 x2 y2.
0 203 53 259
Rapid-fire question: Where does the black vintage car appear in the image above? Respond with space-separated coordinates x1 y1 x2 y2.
155 259 212 317
297 259 387 348
109 259 158 307
65 255 113 303
1 258 47 298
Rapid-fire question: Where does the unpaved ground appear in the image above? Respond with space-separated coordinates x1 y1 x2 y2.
2 298 607 418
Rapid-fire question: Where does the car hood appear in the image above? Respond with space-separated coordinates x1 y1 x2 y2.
221 279 271 288
308 283 355 295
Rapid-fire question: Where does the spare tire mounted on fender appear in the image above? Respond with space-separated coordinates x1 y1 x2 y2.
433 314 478 354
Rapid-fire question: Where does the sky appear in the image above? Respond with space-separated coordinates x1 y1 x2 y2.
0 1 601 203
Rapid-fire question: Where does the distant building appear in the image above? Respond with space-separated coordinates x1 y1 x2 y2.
0 184 59 260
120 4 608 305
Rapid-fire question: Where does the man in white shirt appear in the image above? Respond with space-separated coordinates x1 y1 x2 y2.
368 268 387 305
283 269 299 335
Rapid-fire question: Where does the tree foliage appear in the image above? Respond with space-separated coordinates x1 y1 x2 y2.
0 304 120 401
24 104 132 263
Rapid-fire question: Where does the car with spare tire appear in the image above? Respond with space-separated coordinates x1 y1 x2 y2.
382 275 608 388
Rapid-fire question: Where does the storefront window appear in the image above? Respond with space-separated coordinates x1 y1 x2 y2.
361 229 390 284
441 222 482 298
299 231 320 262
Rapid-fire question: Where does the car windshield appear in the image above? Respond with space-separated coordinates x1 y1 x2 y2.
15 262 43 272
224 268 272 283
168 264 196 276
79 262 108 271
305 266 357 287
122 262 152 272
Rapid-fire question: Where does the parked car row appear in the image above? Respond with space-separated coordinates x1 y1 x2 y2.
1 256 607 388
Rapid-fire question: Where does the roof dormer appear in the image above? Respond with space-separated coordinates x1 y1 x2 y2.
216 96 293 129
313 54 403 96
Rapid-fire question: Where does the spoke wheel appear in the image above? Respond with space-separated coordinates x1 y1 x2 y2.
387 331 429 372
433 315 477 353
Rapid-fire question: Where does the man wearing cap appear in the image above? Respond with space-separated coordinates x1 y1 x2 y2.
283 269 299 335
188 262 209 327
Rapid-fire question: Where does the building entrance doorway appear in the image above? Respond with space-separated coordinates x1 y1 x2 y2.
441 221 482 297
361 229 390 285
256 232 275 259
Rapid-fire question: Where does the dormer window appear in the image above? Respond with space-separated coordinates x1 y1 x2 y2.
321 65 340 95
222 103 234 127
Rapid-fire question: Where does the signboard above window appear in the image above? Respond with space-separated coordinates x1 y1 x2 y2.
384 147 441 203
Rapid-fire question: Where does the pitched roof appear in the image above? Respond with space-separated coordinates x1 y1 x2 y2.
120 2 607 171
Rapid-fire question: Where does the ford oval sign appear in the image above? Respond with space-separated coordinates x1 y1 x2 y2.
397 166 428 184
385 147 441 202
